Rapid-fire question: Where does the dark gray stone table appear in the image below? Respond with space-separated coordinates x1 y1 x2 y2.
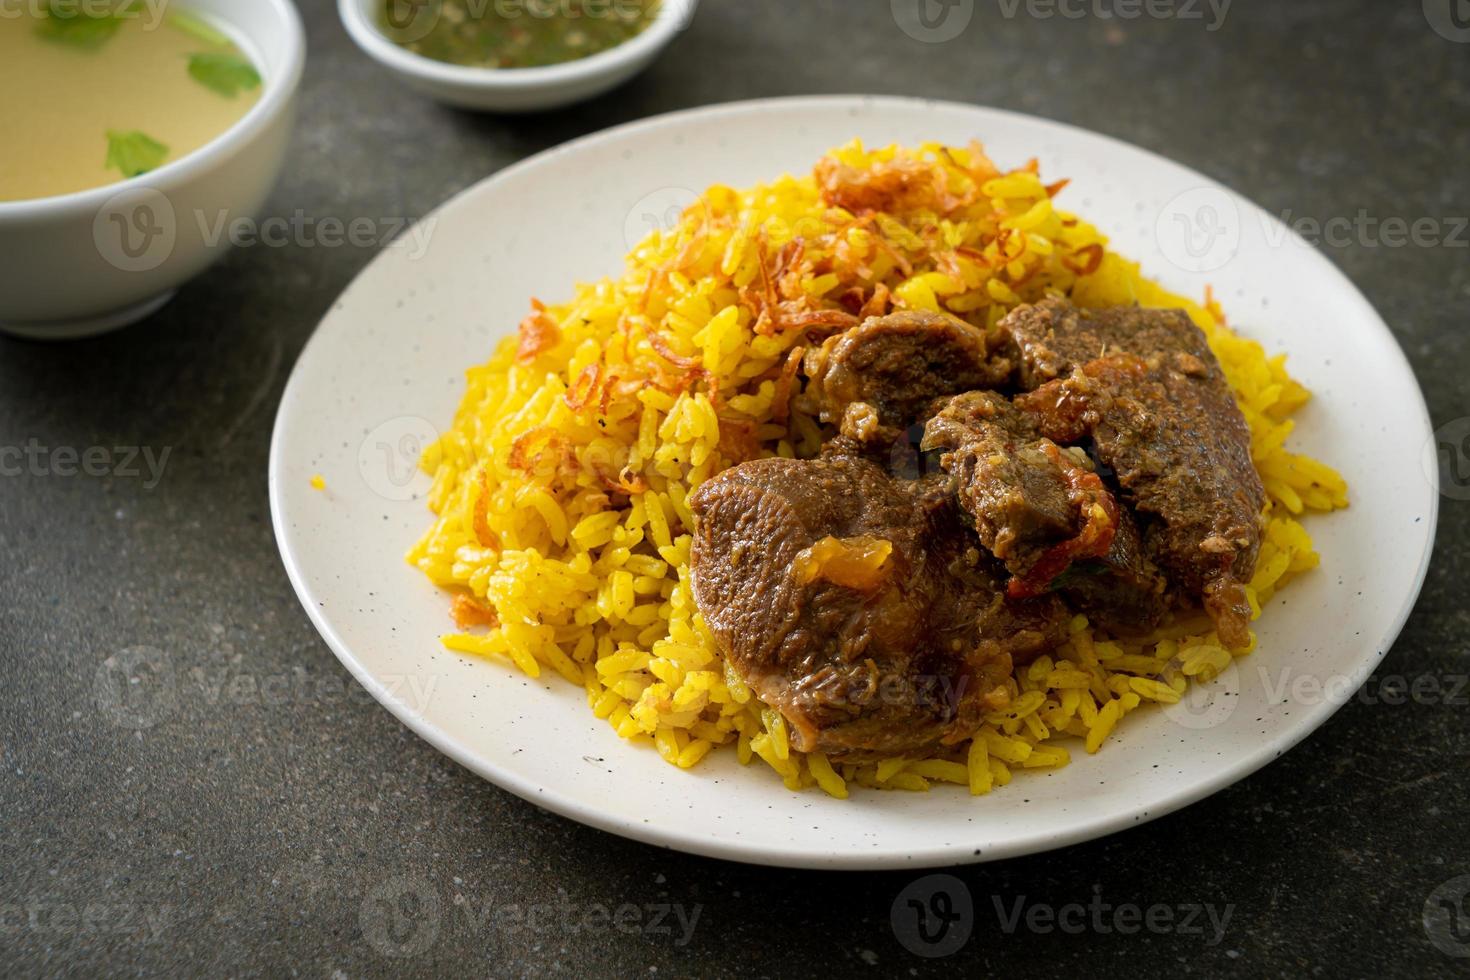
3 0 1468 975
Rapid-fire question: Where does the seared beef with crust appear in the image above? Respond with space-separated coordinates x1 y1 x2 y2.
804 310 1011 446
921 391 1167 634
1002 300 1265 648
689 447 1066 762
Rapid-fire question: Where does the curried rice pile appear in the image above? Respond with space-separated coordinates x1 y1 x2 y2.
408 141 1349 798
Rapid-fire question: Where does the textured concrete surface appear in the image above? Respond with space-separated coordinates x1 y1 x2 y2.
2 0 1468 975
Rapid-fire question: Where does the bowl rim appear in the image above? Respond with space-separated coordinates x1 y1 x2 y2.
0 0 306 219
337 0 694 90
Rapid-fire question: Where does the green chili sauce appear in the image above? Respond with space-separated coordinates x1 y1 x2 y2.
380 0 658 69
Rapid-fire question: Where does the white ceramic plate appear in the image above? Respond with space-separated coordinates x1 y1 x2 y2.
269 96 1437 869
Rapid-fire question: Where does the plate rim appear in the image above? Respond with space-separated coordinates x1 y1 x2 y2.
268 94 1439 870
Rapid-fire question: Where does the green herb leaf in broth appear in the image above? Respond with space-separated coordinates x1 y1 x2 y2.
186 51 262 97
168 10 231 46
35 0 125 50
105 130 169 178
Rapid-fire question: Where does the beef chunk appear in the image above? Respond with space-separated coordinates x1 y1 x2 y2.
688 448 1066 761
1003 300 1266 648
804 310 1010 446
922 391 1167 635
1047 508 1169 637
1001 296 1217 390
921 391 1077 568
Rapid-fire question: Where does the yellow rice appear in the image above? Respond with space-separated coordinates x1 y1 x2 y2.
408 140 1349 797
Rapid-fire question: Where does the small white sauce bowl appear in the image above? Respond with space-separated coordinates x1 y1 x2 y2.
0 0 305 341
339 0 697 112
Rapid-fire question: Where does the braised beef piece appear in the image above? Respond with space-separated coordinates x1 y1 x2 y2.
1002 297 1217 390
1001 300 1265 648
1048 510 1168 637
689 447 1066 762
921 391 1167 635
804 310 1011 446
921 391 1077 569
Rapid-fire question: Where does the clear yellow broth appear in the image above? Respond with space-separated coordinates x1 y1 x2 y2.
0 7 263 203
